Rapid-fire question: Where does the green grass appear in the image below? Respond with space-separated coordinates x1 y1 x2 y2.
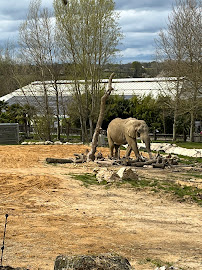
150 140 202 149
177 155 202 164
142 258 177 269
125 178 202 205
145 258 172 268
176 142 202 149
182 172 202 179
70 173 202 206
70 173 107 187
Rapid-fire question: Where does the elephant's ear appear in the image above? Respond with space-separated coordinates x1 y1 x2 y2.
126 121 138 138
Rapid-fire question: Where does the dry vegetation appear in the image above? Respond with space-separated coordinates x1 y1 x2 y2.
0 145 201 270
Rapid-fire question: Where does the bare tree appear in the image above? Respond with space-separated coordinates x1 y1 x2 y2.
19 0 63 140
156 0 202 141
0 42 18 97
87 73 115 161
54 0 122 142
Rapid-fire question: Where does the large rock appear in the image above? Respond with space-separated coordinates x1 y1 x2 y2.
54 141 63 145
96 168 120 183
54 254 132 270
117 167 138 180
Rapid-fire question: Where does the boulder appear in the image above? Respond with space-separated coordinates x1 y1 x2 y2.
54 254 132 270
96 168 120 183
21 142 28 145
54 141 63 145
28 141 35 145
35 141 45 145
117 167 138 180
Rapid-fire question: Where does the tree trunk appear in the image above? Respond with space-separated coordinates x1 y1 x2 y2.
190 111 194 142
87 73 115 161
55 82 61 141
89 117 93 140
80 116 88 143
173 113 177 142
56 115 61 141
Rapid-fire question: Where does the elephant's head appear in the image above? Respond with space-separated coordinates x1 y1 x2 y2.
126 119 153 159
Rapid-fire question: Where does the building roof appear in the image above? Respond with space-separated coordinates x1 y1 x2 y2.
0 77 180 113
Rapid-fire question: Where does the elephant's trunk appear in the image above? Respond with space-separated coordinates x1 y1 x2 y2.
141 134 153 159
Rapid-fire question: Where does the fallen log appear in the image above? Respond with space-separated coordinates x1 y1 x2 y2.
95 160 120 166
130 162 146 167
46 158 73 164
153 163 165 169
123 159 157 167
74 159 84 163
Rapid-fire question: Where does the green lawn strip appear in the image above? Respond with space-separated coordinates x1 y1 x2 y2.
150 141 202 149
70 173 202 206
177 155 202 164
70 173 107 187
127 178 201 205
182 172 202 179
144 257 173 268
176 142 202 149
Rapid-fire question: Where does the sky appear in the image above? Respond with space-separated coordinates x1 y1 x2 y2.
0 0 174 63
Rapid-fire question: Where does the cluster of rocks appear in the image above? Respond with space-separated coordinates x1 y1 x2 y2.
138 142 202 158
21 141 83 145
54 254 132 270
95 167 138 183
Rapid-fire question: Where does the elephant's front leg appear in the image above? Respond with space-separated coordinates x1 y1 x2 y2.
125 145 132 157
125 135 141 159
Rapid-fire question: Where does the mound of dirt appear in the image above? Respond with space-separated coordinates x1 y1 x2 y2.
0 145 201 270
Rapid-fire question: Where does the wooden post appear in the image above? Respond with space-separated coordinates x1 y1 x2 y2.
87 73 115 161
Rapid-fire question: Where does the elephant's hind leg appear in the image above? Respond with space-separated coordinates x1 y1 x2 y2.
108 136 115 158
114 144 120 159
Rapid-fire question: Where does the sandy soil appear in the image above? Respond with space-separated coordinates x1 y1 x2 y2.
0 145 201 270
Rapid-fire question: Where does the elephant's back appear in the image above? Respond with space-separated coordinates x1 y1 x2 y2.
107 118 124 130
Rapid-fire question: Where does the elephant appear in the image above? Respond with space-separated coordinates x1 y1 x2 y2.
107 117 153 160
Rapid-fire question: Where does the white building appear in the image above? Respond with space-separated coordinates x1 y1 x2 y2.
0 77 180 109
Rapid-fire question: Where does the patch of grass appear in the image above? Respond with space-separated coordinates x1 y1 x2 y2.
119 178 202 206
144 257 173 268
176 142 202 149
182 173 202 179
70 173 107 187
150 141 202 149
177 155 202 164
70 173 202 206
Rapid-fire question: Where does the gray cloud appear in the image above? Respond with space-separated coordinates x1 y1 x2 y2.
119 9 169 33
0 0 53 20
0 0 172 63
115 0 173 10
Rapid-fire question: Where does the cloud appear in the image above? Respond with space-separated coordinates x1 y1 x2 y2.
115 0 173 10
0 0 53 20
0 0 54 48
115 7 170 63
119 9 169 33
0 0 172 63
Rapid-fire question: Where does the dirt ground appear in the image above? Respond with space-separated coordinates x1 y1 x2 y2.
0 145 201 270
